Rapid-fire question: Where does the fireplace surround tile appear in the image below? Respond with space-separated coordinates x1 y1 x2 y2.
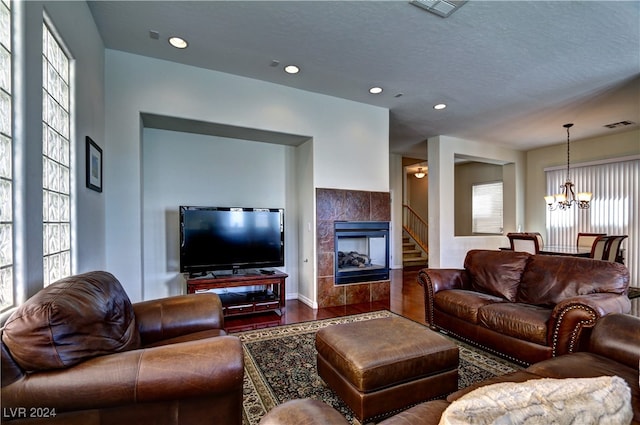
346 283 370 305
371 191 391 221
315 188 391 308
371 280 391 301
318 251 334 277
317 189 346 221
317 220 335 254
343 190 371 221
318 276 345 307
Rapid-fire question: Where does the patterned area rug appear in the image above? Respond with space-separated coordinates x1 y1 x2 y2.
237 310 522 425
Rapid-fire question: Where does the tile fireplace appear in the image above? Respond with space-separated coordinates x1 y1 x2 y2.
334 221 389 285
316 188 391 308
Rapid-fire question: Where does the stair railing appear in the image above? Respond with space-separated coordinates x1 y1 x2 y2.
403 204 428 254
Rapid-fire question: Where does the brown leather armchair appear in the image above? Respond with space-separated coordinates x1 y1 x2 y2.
1 271 244 425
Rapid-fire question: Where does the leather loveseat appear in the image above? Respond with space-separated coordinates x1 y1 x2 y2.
418 249 630 365
1 271 244 425
259 313 640 425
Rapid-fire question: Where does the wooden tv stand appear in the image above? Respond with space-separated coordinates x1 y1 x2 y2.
186 270 287 317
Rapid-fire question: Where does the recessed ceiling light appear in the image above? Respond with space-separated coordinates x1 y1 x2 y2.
369 87 383 94
434 103 447 110
168 36 188 49
284 65 300 74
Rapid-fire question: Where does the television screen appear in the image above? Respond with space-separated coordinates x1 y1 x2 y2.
180 206 284 274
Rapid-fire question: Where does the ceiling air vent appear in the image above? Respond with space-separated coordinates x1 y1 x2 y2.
409 0 468 18
603 120 636 129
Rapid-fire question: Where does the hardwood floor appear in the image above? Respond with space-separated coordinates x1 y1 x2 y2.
224 267 640 333
224 267 426 333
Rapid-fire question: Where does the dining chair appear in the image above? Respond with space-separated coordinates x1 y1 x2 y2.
590 236 609 260
590 235 628 263
603 235 628 263
507 233 540 254
528 232 544 250
577 232 606 249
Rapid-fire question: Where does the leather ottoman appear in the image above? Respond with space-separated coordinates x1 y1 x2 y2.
315 316 459 422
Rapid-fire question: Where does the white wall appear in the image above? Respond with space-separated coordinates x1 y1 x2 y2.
389 154 404 269
105 50 388 302
428 136 526 268
142 128 300 300
15 2 105 301
296 139 315 305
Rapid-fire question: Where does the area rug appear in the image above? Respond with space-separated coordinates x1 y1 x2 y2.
237 310 522 425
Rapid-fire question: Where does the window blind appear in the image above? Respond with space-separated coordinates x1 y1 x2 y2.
545 158 639 291
472 181 503 234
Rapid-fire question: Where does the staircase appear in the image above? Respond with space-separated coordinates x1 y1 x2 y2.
402 204 429 268
402 233 428 268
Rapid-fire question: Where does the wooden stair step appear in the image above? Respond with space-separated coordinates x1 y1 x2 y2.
403 258 428 267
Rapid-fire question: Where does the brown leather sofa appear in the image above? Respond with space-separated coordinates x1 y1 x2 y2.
259 313 640 425
1 271 244 425
419 249 630 365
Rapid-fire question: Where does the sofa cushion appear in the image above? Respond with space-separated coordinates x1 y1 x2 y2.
464 250 530 302
478 303 550 345
438 376 632 425
1 271 140 371
516 255 629 306
435 290 505 325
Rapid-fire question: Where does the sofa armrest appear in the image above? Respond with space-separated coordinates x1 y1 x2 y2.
549 293 631 357
589 313 640 368
133 293 225 345
417 269 469 293
418 269 469 326
260 399 350 425
1 335 243 413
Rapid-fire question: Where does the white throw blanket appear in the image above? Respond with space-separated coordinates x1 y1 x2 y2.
439 376 632 425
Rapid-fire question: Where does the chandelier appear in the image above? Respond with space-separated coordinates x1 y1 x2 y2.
544 123 592 211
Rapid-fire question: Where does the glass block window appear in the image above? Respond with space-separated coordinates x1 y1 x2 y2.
42 22 71 287
0 0 13 310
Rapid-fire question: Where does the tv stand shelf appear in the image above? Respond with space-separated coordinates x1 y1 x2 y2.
186 271 287 317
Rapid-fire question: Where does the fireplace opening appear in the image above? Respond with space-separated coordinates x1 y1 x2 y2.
334 221 389 285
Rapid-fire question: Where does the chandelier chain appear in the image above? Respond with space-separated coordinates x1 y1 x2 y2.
545 123 591 211
565 124 572 182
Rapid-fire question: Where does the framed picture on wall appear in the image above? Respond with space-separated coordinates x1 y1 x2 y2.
86 136 103 192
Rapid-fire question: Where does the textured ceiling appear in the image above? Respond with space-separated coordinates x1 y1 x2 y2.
87 1 640 157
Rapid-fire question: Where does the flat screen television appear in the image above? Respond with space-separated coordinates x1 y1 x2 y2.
180 206 284 276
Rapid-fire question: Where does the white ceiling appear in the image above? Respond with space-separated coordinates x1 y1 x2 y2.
87 0 640 157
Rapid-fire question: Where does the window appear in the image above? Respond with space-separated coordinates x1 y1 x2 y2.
0 0 12 311
546 157 639 289
42 22 71 287
472 181 503 234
